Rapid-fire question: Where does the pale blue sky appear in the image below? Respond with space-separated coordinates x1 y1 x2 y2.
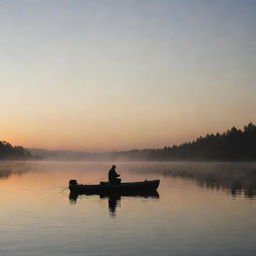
0 0 255 151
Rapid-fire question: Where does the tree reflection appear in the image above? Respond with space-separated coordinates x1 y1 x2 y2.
0 163 32 181
132 162 256 199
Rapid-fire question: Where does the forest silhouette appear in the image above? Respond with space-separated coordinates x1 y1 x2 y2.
0 141 31 159
2 122 256 161
109 122 256 161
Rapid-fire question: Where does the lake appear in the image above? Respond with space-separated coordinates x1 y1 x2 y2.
0 161 256 256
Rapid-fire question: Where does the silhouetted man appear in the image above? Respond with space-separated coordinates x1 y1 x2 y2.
108 165 121 184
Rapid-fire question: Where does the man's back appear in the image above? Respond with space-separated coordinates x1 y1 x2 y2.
108 165 120 183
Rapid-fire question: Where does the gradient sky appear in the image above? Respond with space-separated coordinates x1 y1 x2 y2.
1 0 256 151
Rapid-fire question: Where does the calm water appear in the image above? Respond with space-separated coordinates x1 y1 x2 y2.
0 161 256 256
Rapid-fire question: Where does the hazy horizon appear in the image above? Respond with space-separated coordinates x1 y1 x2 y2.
26 121 255 153
1 0 256 151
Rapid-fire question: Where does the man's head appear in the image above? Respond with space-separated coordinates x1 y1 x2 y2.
112 165 116 169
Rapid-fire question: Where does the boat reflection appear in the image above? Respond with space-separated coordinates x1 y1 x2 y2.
69 191 159 218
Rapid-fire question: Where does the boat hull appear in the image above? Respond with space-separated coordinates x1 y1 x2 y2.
69 179 160 195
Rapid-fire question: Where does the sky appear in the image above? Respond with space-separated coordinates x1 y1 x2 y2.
0 0 256 151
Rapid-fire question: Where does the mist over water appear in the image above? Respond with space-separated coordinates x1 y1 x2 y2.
1 161 256 256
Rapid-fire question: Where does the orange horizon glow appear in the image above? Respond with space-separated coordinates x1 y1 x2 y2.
1 121 254 152
1 1 255 152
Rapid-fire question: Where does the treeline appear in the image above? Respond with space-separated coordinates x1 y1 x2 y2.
0 141 31 160
109 123 256 161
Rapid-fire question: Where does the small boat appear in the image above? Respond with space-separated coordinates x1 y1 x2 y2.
69 179 160 195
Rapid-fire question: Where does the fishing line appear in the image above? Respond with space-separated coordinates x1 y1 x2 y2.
60 187 68 192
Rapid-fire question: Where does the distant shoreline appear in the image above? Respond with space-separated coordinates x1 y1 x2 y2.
28 122 256 162
2 122 256 162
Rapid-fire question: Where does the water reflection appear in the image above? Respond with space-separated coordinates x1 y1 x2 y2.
106 194 121 217
69 191 159 218
0 162 33 180
130 162 256 198
1 161 256 256
1 161 256 199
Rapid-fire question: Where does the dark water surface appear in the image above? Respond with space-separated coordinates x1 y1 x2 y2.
0 161 256 256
